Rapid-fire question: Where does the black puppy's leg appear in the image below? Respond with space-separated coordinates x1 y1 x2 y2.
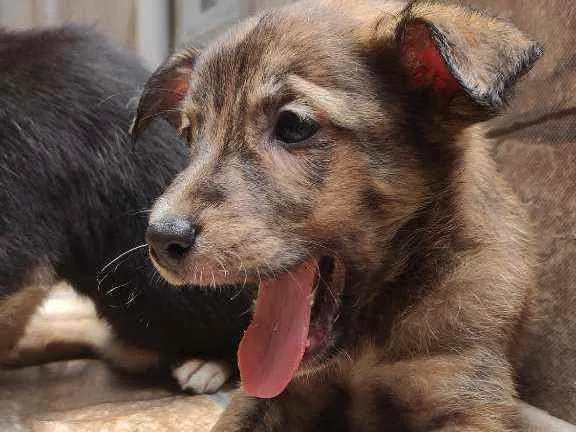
99 331 232 393
172 359 232 394
101 339 232 393
96 326 233 394
3 284 160 369
0 266 54 358
93 328 162 373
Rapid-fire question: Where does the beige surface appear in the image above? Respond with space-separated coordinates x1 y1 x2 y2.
32 396 221 432
0 360 224 432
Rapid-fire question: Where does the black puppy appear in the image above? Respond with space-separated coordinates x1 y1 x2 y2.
0 25 252 392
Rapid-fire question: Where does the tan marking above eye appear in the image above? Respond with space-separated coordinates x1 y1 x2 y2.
286 75 381 130
277 103 317 123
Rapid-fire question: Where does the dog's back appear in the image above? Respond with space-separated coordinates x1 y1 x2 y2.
0 26 183 289
0 26 252 365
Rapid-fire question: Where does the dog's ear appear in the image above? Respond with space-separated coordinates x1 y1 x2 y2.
130 48 198 140
375 1 542 115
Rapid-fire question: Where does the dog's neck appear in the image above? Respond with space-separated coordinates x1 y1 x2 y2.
338 124 520 355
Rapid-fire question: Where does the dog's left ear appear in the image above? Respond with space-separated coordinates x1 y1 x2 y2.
130 48 198 140
375 1 542 114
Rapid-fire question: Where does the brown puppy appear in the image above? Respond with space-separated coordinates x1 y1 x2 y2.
131 0 553 430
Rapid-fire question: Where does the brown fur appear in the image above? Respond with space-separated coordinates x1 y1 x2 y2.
0 266 53 357
132 0 554 430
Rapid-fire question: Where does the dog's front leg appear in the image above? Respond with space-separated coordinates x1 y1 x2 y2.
347 347 519 432
211 391 270 432
212 371 351 432
214 347 520 432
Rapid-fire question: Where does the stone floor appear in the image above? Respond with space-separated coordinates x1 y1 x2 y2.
0 359 225 432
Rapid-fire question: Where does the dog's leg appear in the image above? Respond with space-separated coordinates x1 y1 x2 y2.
214 389 574 432
6 284 231 394
211 387 340 432
0 266 54 359
214 348 574 432
101 338 232 393
346 348 519 432
0 286 48 357
101 335 232 392
172 359 231 394
4 283 159 370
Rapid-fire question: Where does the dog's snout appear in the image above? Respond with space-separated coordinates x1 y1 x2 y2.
146 218 197 267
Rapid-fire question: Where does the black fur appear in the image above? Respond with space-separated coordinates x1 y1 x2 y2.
0 26 252 364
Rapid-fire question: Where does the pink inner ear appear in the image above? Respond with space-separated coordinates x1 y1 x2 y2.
172 79 189 105
401 21 461 96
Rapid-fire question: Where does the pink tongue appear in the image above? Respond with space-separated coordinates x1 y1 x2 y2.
238 260 316 398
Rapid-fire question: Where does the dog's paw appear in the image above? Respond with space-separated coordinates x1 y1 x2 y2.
173 359 231 394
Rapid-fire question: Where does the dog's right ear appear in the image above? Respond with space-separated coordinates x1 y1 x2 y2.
130 48 198 140
354 0 542 120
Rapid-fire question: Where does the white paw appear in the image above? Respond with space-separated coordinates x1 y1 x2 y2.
172 359 230 394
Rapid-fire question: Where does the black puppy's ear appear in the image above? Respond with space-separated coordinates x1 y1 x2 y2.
391 1 542 112
130 48 198 140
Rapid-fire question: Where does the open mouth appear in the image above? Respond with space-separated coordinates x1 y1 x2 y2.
153 252 344 399
238 256 343 399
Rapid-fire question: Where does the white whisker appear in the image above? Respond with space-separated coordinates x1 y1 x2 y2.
100 244 148 275
105 281 131 296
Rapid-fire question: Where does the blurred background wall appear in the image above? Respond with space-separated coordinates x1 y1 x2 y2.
0 0 294 70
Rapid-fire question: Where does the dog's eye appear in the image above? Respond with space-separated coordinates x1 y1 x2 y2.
274 110 320 145
181 126 193 143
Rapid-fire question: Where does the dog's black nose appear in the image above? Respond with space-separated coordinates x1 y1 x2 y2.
146 218 196 266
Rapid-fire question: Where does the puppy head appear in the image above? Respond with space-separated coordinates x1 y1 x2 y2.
133 0 540 398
